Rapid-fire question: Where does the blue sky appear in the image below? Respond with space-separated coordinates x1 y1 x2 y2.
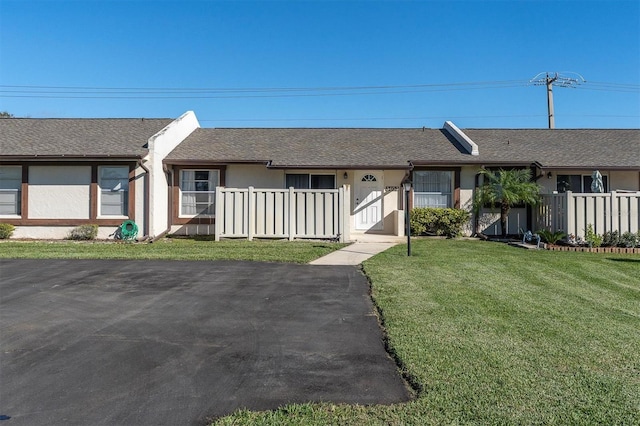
1 0 638 128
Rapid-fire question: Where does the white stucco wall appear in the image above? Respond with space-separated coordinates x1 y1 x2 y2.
133 164 147 235
28 166 91 219
146 111 200 237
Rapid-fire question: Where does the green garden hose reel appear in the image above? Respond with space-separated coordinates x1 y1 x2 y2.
118 220 138 241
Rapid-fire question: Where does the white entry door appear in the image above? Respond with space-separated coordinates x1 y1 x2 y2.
354 171 383 231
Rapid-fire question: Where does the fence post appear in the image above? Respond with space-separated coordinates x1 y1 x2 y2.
342 184 351 242
214 186 223 241
288 187 295 241
248 186 254 241
565 191 575 238
610 191 619 234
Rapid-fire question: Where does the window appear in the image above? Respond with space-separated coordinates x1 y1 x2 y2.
413 170 453 208
557 174 608 193
285 174 336 189
180 170 219 216
99 166 129 216
0 166 21 215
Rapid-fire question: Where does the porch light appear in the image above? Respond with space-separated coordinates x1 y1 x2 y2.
343 171 348 180
403 180 412 256
547 172 553 179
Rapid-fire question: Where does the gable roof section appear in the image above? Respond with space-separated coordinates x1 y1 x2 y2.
463 129 640 169
0 118 173 160
165 127 471 168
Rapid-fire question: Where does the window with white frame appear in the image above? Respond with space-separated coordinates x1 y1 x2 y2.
180 170 219 216
0 166 21 215
285 173 336 189
99 166 129 216
413 170 453 208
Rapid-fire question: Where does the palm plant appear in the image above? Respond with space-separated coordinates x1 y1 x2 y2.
474 168 541 237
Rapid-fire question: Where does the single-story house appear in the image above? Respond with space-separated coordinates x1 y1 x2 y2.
1 111 638 240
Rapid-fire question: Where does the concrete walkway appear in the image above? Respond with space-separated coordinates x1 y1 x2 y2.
310 233 405 265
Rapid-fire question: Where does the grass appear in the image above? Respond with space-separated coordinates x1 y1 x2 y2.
0 237 348 264
213 239 640 425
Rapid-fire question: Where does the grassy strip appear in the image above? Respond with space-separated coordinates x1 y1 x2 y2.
213 239 640 425
0 238 348 264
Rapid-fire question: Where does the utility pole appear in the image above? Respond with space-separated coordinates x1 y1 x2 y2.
546 73 558 129
531 72 585 129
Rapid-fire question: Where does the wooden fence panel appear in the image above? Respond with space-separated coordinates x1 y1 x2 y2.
216 186 347 241
535 191 640 238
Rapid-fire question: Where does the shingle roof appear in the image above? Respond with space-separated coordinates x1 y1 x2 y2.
165 127 470 168
166 127 640 170
0 118 173 159
462 129 640 169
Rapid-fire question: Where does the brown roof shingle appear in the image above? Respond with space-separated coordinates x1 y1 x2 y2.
166 127 640 169
462 129 640 169
165 127 470 168
0 118 173 159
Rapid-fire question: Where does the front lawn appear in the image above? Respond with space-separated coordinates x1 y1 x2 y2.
0 238 347 264
214 239 640 425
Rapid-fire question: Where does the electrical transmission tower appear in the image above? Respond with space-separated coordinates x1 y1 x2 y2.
530 72 585 128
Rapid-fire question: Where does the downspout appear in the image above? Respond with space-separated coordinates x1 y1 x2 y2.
138 159 151 239
163 163 174 239
474 171 481 236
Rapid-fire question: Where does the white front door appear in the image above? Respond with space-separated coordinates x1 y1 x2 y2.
354 171 383 231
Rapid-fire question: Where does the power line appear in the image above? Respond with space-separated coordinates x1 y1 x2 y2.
0 80 530 99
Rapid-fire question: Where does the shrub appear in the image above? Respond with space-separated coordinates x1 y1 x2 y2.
537 229 566 245
0 223 15 239
619 231 639 248
601 230 621 247
66 224 98 240
584 224 603 248
410 208 470 238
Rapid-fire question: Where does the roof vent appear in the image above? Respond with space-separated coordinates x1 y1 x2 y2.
444 121 479 156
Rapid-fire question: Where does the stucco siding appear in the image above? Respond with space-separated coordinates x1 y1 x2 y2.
12 226 120 240
148 111 200 237
28 166 91 219
226 165 284 188
610 171 639 191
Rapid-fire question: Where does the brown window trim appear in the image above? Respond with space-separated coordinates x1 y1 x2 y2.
170 165 226 226
0 162 136 226
412 167 461 208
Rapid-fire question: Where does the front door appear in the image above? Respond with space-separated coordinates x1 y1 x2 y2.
354 171 383 231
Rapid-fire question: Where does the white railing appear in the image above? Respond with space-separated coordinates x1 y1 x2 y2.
214 185 351 242
536 191 640 238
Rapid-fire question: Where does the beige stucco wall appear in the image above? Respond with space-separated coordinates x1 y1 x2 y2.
226 165 284 188
610 171 639 191
539 169 639 194
28 166 91 219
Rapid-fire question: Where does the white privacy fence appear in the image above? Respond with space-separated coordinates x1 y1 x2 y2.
536 191 640 238
214 186 350 242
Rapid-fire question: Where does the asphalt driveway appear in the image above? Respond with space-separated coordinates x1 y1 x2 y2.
0 259 410 425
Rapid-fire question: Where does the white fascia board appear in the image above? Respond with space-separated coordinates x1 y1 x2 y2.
444 121 479 156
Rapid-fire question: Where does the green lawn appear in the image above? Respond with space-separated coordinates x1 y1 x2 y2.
0 238 347 264
214 239 640 425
